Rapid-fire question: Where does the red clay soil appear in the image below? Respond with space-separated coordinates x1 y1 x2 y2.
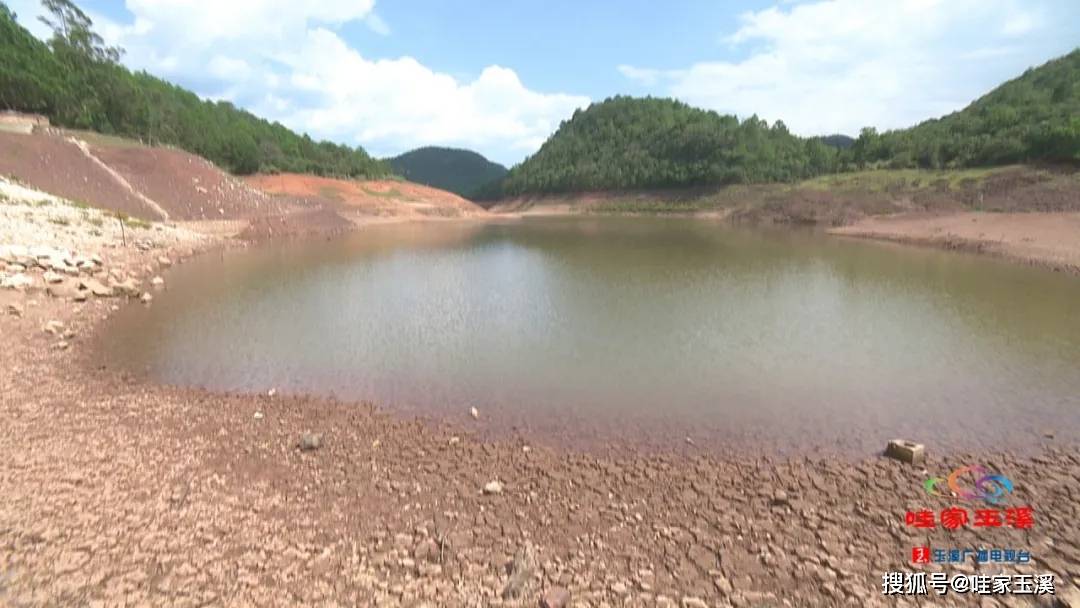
0 132 159 219
90 145 295 221
245 173 485 218
236 205 355 240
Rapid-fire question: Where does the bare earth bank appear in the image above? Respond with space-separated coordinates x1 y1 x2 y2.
829 212 1080 275
2 185 1080 607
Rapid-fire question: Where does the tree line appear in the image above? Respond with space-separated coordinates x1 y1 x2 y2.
483 50 1079 198
0 0 391 178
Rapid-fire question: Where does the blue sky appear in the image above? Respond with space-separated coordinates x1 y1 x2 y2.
8 0 1080 166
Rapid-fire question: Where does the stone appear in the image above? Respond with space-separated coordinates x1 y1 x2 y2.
884 439 925 465
299 433 323 451
54 340 70 351
43 320 64 335
2 273 34 290
681 598 708 608
540 587 570 608
43 271 64 284
253 412 264 420
713 576 733 596
79 277 113 297
611 582 628 595
770 490 790 507
157 256 172 267
469 406 479 419
110 278 140 297
483 480 504 495
140 292 153 304
150 276 165 287
500 542 537 599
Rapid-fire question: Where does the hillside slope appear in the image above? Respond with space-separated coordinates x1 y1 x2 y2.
861 49 1080 168
387 147 507 200
0 129 292 221
244 173 486 220
486 50 1079 199
492 97 838 197
0 2 389 178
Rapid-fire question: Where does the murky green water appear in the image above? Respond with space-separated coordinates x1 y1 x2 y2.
105 217 1080 453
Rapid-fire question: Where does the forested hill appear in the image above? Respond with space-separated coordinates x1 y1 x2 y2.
0 0 390 178
487 50 1079 198
387 147 507 199
854 49 1080 169
494 97 841 197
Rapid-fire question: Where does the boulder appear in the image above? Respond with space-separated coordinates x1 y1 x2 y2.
541 587 570 608
110 278 140 297
42 270 64 284
150 276 165 288
884 439 925 465
1 273 34 291
78 277 114 297
298 433 323 451
483 480 504 495
46 280 82 300
500 542 537 599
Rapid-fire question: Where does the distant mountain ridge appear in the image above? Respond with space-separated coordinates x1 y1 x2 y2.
387 147 507 200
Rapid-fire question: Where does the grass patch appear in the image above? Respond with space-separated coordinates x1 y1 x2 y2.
124 217 151 230
64 129 144 149
361 186 403 199
48 216 70 226
590 198 714 214
800 166 1008 192
318 186 345 202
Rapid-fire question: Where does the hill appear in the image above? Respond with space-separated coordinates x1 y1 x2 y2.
492 96 841 197
387 147 507 200
485 50 1079 199
856 49 1080 169
816 134 855 149
0 1 390 178
0 128 293 221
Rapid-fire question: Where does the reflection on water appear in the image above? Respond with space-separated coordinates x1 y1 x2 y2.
103 217 1080 454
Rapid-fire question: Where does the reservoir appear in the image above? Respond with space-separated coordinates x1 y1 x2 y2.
104 217 1080 454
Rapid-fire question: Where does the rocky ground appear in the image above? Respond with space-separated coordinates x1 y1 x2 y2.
2 180 1080 607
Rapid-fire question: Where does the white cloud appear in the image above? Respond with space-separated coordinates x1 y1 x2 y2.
616 65 661 86
10 0 586 165
364 13 390 37
619 0 1080 136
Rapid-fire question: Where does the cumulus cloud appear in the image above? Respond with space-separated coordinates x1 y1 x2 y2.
10 0 586 165
619 0 1080 137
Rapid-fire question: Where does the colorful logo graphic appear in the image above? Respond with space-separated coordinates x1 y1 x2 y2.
924 465 1014 505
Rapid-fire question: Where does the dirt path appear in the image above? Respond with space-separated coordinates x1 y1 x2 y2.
67 137 172 221
830 212 1080 274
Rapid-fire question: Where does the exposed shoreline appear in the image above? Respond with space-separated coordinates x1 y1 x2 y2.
828 211 1080 276
3 185 1080 606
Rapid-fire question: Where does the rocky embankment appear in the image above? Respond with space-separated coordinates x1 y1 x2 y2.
2 178 1080 607
0 176 208 336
